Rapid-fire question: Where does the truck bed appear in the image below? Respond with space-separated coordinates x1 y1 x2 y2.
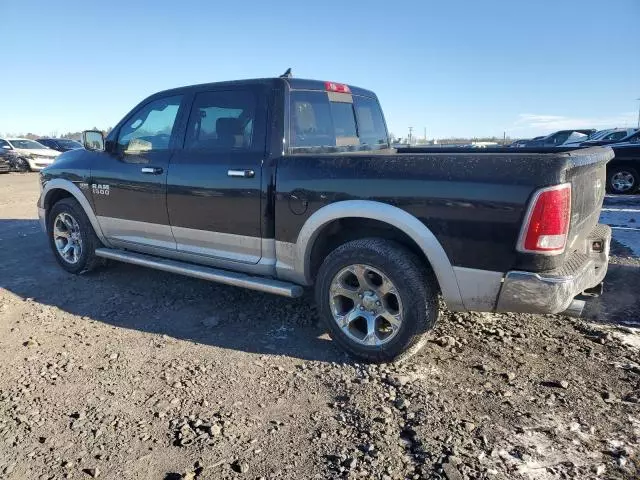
275 147 613 274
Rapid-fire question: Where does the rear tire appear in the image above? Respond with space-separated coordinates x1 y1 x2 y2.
606 166 638 194
315 238 439 363
47 198 103 274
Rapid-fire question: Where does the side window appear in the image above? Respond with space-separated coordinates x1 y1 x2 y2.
290 92 335 148
0 139 12 149
606 132 626 141
117 95 183 154
184 90 257 151
547 132 570 145
354 96 389 147
290 91 359 149
290 91 388 152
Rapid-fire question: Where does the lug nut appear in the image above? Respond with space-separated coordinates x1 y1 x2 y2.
376 301 381 306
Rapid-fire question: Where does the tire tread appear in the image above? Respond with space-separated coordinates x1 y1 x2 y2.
315 238 439 363
47 197 102 274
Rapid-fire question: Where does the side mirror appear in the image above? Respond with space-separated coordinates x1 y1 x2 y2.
82 130 105 151
1 145 10 149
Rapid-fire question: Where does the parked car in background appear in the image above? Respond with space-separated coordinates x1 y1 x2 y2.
522 129 596 147
580 128 637 147
36 138 84 152
0 150 11 173
606 140 640 194
1 138 60 171
607 129 640 147
0 147 30 172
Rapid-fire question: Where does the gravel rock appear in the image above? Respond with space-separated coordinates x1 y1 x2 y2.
83 468 100 478
231 460 249 474
462 421 476 432
442 462 463 480
389 375 412 387
342 457 357 469
543 380 569 389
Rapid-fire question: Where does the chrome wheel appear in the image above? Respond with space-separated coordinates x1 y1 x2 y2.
329 264 403 347
53 212 82 264
612 171 635 193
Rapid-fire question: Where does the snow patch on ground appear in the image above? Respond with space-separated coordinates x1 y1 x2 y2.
609 326 640 350
600 196 640 256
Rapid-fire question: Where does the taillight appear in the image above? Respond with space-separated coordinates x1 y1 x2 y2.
517 183 571 254
325 81 351 94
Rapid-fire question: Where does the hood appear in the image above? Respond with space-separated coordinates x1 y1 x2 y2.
14 148 60 158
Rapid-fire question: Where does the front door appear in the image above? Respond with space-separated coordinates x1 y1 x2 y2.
167 88 266 264
92 94 185 250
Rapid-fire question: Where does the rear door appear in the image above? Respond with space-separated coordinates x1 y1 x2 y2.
91 94 185 250
167 86 267 263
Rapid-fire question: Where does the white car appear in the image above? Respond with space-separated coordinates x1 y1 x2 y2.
0 138 60 171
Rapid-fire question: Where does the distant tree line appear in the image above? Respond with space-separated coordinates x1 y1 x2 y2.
1 127 112 141
390 135 517 145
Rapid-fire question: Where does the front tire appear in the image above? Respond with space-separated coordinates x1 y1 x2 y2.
47 198 102 274
607 166 638 194
14 157 31 172
315 238 439 363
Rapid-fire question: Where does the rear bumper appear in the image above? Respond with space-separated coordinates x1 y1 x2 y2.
496 224 610 314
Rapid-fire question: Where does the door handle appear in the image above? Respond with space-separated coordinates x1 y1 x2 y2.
228 169 255 178
141 167 163 174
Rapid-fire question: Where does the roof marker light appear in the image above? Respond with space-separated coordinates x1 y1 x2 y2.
325 82 351 94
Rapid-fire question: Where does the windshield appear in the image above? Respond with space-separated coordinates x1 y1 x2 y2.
9 139 47 149
57 139 83 149
587 130 609 140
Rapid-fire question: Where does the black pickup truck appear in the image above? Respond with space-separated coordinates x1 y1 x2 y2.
38 76 613 362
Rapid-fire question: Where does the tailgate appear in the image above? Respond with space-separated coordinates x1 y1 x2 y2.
564 147 613 252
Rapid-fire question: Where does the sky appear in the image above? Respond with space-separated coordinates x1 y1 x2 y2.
1 0 639 140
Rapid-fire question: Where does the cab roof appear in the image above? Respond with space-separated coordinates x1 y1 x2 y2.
152 77 377 100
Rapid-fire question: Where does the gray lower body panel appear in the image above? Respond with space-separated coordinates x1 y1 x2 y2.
171 225 261 264
97 216 176 251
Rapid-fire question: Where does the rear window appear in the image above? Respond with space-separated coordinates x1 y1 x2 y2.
290 91 388 153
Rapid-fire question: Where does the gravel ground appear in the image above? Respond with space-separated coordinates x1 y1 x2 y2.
1 172 639 480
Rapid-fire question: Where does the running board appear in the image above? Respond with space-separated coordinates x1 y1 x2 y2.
94 248 304 298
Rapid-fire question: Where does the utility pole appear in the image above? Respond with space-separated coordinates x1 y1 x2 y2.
408 127 413 145
503 131 506 145
424 127 427 142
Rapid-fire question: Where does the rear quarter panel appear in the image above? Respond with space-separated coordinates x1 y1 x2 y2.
274 152 567 272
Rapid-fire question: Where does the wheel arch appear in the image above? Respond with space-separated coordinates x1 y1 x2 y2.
41 179 110 245
275 200 464 310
